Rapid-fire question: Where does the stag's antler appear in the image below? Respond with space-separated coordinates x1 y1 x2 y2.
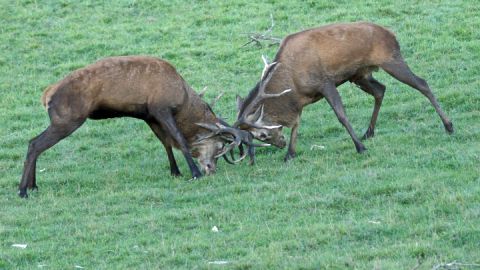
195 120 270 165
198 86 224 108
235 55 291 129
209 92 224 108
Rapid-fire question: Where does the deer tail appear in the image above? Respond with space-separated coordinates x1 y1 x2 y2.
41 83 59 111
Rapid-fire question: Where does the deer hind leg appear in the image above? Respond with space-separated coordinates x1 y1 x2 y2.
381 58 453 133
150 109 202 179
320 82 366 153
146 121 182 177
19 120 85 198
354 75 386 139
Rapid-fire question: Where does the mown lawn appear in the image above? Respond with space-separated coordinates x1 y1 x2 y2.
1 1 479 269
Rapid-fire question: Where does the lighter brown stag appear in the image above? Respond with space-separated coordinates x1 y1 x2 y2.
236 22 453 161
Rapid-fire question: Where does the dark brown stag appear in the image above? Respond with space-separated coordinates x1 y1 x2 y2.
236 22 453 161
19 56 252 198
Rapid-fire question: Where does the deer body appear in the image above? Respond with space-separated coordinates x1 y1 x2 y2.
20 56 247 198
236 22 453 161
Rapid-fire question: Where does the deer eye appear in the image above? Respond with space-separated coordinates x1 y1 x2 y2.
259 131 268 140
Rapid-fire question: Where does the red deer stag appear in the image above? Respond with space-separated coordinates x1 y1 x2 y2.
235 22 453 161
19 56 253 198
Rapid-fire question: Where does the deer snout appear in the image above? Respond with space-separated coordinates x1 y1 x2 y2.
277 135 287 148
269 134 287 148
202 162 217 175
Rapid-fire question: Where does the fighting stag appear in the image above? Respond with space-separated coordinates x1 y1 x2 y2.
19 56 253 198
236 22 453 161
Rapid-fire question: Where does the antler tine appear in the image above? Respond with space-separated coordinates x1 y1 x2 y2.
222 140 244 165
258 63 280 96
212 124 243 160
260 56 277 81
214 124 259 164
198 86 208 98
192 133 216 145
193 122 223 144
262 54 269 66
223 154 235 165
215 140 239 159
235 87 291 130
235 111 284 130
258 61 292 100
217 125 243 146
195 122 249 164
232 147 248 163
222 143 247 164
231 142 244 160
209 92 224 108
220 133 270 147
263 88 292 99
196 122 221 132
219 134 235 142
236 58 292 129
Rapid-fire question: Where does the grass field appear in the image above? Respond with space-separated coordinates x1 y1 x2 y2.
1 0 479 269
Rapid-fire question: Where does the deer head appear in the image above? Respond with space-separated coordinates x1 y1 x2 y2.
235 55 291 148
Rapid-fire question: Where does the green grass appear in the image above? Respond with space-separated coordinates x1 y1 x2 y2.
1 0 479 269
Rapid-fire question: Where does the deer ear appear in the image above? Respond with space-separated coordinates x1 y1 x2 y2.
236 95 244 111
251 104 264 123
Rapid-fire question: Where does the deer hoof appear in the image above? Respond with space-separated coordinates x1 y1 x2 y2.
171 171 182 177
18 189 28 198
356 144 367 154
362 128 375 140
284 152 296 162
445 122 454 134
189 171 203 181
